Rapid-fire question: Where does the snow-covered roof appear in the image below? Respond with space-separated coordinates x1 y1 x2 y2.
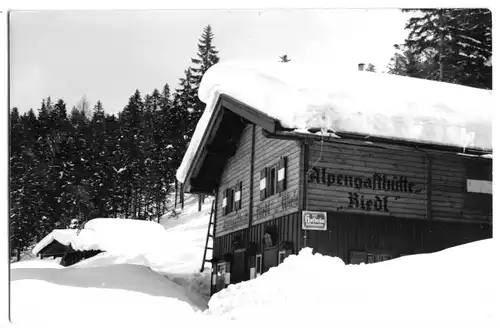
176 60 493 184
32 218 169 256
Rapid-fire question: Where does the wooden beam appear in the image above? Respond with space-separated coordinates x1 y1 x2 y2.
220 94 279 133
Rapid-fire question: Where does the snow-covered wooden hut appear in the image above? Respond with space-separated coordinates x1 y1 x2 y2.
176 60 493 295
32 218 168 266
32 229 103 266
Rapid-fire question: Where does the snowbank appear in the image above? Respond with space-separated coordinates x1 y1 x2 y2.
10 258 63 269
10 263 213 326
70 198 213 274
177 60 493 183
32 218 170 258
205 239 496 327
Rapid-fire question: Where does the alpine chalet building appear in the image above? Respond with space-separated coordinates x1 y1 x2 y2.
176 61 493 295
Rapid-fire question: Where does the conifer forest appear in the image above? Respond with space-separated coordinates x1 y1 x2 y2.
9 9 492 259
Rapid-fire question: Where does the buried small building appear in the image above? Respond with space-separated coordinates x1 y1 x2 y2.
32 229 103 266
176 61 493 295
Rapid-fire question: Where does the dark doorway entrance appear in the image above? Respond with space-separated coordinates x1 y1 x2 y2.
263 247 278 272
232 249 247 284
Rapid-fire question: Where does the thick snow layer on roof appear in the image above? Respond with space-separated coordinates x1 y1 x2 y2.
32 218 170 257
176 90 220 184
32 229 80 255
176 60 493 183
205 239 496 326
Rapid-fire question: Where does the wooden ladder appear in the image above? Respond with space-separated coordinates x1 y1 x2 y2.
200 199 215 272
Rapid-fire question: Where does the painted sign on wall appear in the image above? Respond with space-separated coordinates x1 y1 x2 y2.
222 210 249 230
256 189 299 221
308 167 424 213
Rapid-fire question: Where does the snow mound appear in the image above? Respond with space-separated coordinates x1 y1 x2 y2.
205 240 496 326
177 60 492 183
10 258 63 269
10 263 210 326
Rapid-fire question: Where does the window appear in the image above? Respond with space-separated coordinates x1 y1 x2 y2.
228 188 234 213
260 156 288 200
269 165 277 196
222 181 243 215
350 250 393 264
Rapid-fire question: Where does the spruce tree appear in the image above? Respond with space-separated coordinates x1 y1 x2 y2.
401 8 492 89
279 54 291 63
187 25 220 140
190 25 220 88
366 63 377 72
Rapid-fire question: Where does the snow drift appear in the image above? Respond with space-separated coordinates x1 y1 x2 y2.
177 60 492 183
205 239 496 327
10 262 211 326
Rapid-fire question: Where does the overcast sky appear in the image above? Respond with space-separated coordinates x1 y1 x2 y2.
10 9 412 115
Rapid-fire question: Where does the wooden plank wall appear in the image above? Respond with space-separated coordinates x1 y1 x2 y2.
248 211 302 253
215 124 253 236
213 211 302 259
252 126 302 225
307 141 428 220
429 152 492 222
213 228 248 260
306 212 492 263
307 140 492 223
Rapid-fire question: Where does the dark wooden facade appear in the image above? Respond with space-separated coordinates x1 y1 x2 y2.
181 95 492 296
38 240 103 266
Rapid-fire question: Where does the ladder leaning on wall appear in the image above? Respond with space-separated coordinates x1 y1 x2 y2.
200 200 215 273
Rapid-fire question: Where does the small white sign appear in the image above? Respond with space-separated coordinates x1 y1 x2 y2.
467 179 492 194
249 267 256 280
235 191 241 201
302 211 327 231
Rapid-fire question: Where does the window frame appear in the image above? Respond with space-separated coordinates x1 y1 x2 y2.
261 156 288 200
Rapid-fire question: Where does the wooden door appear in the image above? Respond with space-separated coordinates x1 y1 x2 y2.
232 249 247 284
263 247 278 272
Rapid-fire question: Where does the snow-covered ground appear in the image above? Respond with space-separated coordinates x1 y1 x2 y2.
10 193 216 326
206 239 498 327
10 192 497 327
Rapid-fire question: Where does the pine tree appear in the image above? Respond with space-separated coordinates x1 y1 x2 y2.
190 25 220 88
401 9 492 89
186 25 220 141
279 54 291 63
366 63 377 72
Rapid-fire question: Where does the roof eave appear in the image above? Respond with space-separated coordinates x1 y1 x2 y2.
181 94 281 194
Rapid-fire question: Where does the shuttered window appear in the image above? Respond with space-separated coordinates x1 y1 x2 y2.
277 156 287 193
268 166 277 196
260 156 288 200
222 181 243 215
260 168 268 200
234 181 242 211
228 188 234 213
222 189 228 215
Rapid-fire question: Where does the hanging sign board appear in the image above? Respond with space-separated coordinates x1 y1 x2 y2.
302 211 327 230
